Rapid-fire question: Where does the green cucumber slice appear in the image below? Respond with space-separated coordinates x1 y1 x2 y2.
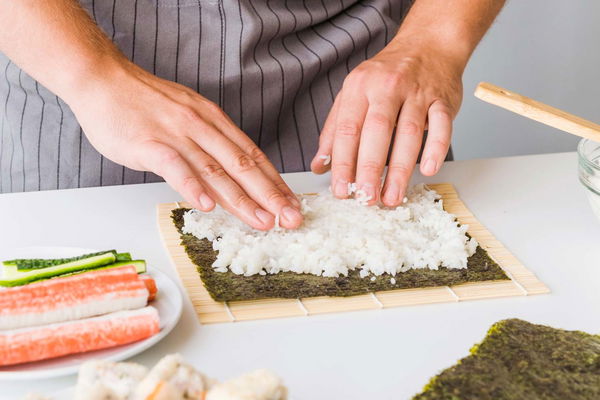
4 250 118 270
0 260 146 287
115 253 132 262
0 252 117 287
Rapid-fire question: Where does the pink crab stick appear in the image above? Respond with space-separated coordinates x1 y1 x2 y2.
0 265 154 330
0 306 160 366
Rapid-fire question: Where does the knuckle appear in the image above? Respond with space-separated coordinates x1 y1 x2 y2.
336 121 361 138
180 88 195 98
264 189 286 205
200 163 227 179
359 160 383 173
398 121 422 137
138 141 172 175
429 137 450 149
157 146 182 165
383 72 402 89
232 153 257 172
368 112 393 130
344 69 366 88
203 101 223 116
275 181 293 195
177 105 204 125
332 159 354 169
247 145 269 164
232 193 252 208
387 163 411 176
350 66 367 79
398 56 420 71
430 105 453 120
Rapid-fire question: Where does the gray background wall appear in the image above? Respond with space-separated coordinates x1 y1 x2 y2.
453 0 600 160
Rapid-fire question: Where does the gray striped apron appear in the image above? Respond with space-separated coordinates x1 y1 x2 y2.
0 0 418 193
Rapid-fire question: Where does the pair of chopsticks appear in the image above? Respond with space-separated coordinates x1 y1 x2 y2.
475 82 600 142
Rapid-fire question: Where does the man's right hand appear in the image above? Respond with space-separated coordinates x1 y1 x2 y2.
0 0 302 230
69 62 303 230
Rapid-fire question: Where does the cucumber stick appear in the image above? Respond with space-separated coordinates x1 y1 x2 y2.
5 251 132 270
4 250 117 270
0 260 146 287
116 253 132 262
0 252 116 287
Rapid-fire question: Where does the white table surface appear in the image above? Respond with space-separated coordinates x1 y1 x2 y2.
1 151 599 399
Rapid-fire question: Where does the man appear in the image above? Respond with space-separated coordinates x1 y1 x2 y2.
0 0 505 230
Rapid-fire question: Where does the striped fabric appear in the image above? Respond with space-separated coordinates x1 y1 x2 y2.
0 0 415 193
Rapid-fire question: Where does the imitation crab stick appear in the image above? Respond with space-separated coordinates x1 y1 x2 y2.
140 274 158 302
0 265 156 330
0 306 160 367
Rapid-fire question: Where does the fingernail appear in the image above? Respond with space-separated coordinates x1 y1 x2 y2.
422 159 438 175
198 193 215 210
281 206 302 223
383 184 399 205
334 180 348 197
255 208 273 225
287 194 301 208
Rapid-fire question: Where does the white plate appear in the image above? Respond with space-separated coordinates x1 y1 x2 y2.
49 388 301 400
0 246 183 381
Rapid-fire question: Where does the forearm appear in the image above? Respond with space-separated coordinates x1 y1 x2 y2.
0 0 126 104
393 0 506 71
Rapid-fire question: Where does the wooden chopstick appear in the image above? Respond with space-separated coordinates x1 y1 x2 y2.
474 82 600 142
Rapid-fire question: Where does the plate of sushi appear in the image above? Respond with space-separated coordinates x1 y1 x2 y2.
0 246 183 380
26 353 288 400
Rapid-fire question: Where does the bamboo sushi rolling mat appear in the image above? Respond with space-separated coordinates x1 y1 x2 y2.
157 183 549 324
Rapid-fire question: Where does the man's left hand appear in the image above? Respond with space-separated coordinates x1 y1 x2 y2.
311 38 464 207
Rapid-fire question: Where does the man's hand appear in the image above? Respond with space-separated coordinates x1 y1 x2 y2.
311 40 462 206
71 63 303 230
311 0 505 206
0 0 302 230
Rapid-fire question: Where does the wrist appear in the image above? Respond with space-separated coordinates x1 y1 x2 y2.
388 29 471 75
58 51 134 107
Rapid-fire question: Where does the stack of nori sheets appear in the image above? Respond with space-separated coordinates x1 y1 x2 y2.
413 319 600 400
172 208 509 302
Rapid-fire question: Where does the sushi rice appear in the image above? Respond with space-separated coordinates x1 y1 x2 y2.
182 184 478 278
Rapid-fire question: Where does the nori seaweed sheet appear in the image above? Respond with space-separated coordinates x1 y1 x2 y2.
172 208 508 302
413 319 600 400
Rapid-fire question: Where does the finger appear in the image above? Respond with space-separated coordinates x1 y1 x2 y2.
354 101 398 204
244 142 302 209
236 137 301 209
189 132 302 229
172 140 279 230
192 103 301 210
382 99 426 207
311 93 341 174
176 136 302 230
420 100 453 176
140 141 215 212
330 91 368 198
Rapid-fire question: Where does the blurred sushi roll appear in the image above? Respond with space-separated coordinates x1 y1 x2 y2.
133 354 215 400
20 354 288 400
75 359 149 400
22 394 52 400
205 369 287 400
